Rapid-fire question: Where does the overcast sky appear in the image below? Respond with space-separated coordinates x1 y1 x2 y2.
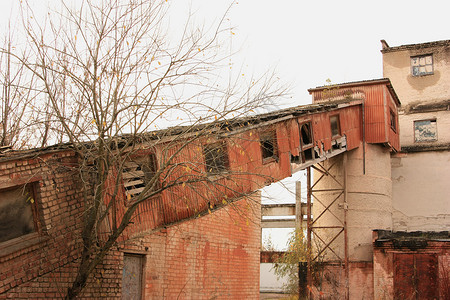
2 0 448 109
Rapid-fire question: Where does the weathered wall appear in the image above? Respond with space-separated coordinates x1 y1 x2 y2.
398 110 450 147
383 41 450 232
0 151 83 299
373 231 450 300
312 143 392 299
391 151 450 231
1 153 261 300
0 152 125 299
313 143 392 262
123 193 261 300
382 41 450 106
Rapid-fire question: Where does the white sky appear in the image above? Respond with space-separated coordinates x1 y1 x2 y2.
1 0 448 249
2 0 449 108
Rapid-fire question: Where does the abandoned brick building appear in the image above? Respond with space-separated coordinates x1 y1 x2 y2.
0 39 449 300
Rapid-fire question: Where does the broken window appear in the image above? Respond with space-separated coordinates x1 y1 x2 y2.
0 185 37 243
260 131 278 162
390 110 397 132
300 122 313 146
411 54 433 76
203 141 229 175
414 119 437 142
330 115 340 137
123 152 159 201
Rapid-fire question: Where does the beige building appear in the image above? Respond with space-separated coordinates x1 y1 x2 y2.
381 39 450 231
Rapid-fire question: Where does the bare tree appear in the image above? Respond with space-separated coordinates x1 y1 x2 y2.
6 0 287 298
0 23 41 149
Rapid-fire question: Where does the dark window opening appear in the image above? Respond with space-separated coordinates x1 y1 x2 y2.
411 54 433 76
123 152 159 201
260 131 278 162
332 142 341 150
0 185 37 243
304 149 313 161
300 123 313 146
390 110 397 132
204 142 229 175
330 115 340 137
291 154 301 164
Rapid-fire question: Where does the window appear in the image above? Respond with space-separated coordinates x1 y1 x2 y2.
330 115 340 137
300 122 313 146
414 119 437 142
0 185 37 243
123 153 158 201
411 54 433 76
260 131 278 162
203 141 229 175
390 110 397 132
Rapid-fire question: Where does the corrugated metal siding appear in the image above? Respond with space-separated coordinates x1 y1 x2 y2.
105 81 400 238
309 82 400 150
364 85 388 144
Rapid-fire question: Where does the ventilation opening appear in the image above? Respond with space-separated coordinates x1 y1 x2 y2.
260 131 278 162
123 153 158 201
204 141 229 174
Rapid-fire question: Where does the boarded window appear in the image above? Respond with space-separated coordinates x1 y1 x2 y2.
0 185 36 243
203 141 229 175
123 153 158 201
411 54 433 76
330 115 340 137
122 253 144 300
260 131 278 162
414 119 437 142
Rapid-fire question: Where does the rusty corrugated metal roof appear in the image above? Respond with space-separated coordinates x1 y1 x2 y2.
308 78 401 106
380 39 450 53
0 99 362 161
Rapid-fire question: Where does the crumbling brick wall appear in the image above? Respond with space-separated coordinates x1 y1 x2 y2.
0 150 262 299
0 150 84 298
123 193 261 300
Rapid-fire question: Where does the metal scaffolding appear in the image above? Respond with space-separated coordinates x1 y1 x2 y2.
306 152 349 299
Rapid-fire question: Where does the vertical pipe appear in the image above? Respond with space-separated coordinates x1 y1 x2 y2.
362 99 366 174
296 181 307 299
295 181 302 230
343 152 349 300
306 167 312 299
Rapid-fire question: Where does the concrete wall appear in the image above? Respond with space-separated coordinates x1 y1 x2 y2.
260 263 289 293
383 41 450 232
313 143 392 262
382 42 450 106
391 151 450 231
311 143 392 299
398 110 450 147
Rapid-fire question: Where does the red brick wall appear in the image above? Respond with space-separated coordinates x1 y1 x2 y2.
123 193 261 300
0 151 84 299
373 234 450 300
308 262 373 299
1 148 262 299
